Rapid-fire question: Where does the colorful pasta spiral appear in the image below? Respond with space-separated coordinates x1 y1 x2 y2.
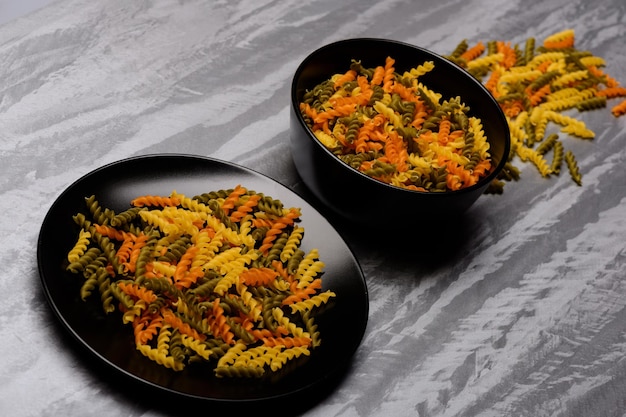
64 186 336 378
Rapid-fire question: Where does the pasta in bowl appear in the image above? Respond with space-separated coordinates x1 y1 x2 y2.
289 38 511 223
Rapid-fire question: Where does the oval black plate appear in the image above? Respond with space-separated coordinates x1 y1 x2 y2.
37 154 368 406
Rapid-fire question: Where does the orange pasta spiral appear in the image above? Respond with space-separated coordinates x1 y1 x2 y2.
131 195 180 208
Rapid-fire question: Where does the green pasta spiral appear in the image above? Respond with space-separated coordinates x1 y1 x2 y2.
565 150 582 185
550 141 564 174
465 151 483 171
497 162 521 182
430 166 448 192
72 212 92 230
255 196 285 217
143 277 183 299
261 296 282 332
527 71 560 91
157 236 191 263
462 131 476 157
97 271 115 314
109 281 136 310
226 317 255 344
361 160 396 178
84 195 113 226
286 248 305 276
134 231 159 283
66 246 102 274
82 254 108 280
397 126 419 150
576 96 607 111
193 189 231 204
409 172 434 190
449 39 469 59
302 79 336 112
417 87 438 112
536 133 559 155
358 104 377 119
342 115 362 144
263 232 288 266
338 151 378 170
215 365 265 379
524 37 536 63
349 59 374 79
80 269 101 301
389 93 415 123
110 207 145 227
485 179 505 194
219 293 251 316
368 84 385 105
207 200 237 232
451 110 470 132
168 330 190 363
342 80 358 92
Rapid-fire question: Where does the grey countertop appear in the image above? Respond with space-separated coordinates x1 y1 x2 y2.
2 1 626 416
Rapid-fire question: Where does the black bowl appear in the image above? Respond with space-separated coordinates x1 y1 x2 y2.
289 38 510 224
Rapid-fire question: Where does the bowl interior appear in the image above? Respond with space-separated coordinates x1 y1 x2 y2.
290 38 511 220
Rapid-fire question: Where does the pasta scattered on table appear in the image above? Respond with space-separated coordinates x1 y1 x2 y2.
64 186 336 378
446 29 626 190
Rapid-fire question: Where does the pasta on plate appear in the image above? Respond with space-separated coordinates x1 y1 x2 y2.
64 185 336 378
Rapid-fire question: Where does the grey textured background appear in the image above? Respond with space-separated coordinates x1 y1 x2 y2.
1 1 625 416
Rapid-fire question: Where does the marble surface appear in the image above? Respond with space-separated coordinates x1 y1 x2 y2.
2 0 626 416
0 0 57 25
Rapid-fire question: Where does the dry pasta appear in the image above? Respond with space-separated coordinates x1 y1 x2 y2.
447 29 626 190
64 186 336 378
299 57 493 192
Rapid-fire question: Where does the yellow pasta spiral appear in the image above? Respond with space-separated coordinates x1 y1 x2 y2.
467 53 504 71
170 190 212 215
402 60 435 78
137 343 185 371
270 346 311 372
67 229 91 263
180 334 216 360
217 342 248 368
272 308 310 339
289 291 337 314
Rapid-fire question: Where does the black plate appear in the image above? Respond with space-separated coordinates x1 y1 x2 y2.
37 154 368 406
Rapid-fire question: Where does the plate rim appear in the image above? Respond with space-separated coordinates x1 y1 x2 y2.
37 153 369 404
